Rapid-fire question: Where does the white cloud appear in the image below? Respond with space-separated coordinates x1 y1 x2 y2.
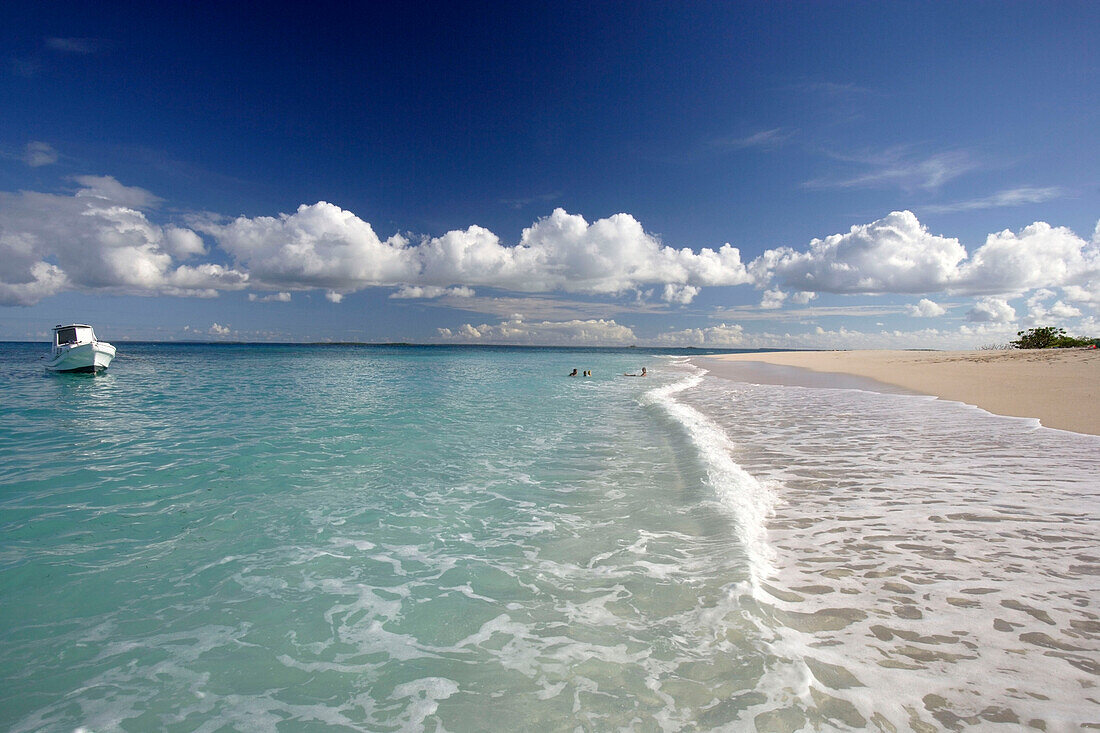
74 175 163 209
651 323 745 347
760 288 786 309
758 211 1100 300
503 208 753 294
421 293 666 322
438 317 637 345
805 150 976 191
1048 301 1082 319
417 225 524 288
23 141 58 167
0 262 68 307
249 292 291 302
1025 290 1082 323
4 176 1096 340
1063 282 1100 305
209 323 231 336
1026 288 1056 308
716 128 793 150
207 204 753 298
925 186 1063 213
957 222 1099 295
662 284 700 304
162 264 244 297
731 322 1021 351
907 298 946 317
761 211 967 294
390 285 475 299
435 316 1030 351
0 178 246 305
966 297 1016 323
711 303 909 322
207 201 415 291
163 226 206 258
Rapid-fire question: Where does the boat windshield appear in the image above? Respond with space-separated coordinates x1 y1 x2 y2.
56 327 79 345
55 327 94 345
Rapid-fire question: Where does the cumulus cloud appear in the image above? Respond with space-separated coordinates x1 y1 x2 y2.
966 297 1016 323
1025 290 1082 323
204 202 415 291
651 323 745 347
74 175 163 209
761 211 967 294
164 226 206 258
662 284 699 304
1048 301 1082 319
425 208 753 294
0 177 246 305
956 222 1099 295
390 285 475 299
249 291 291 302
1063 282 1100 305
205 204 754 299
907 298 946 317
0 262 68 307
209 323 231 336
436 317 786 350
758 211 1100 301
438 317 637 345
760 288 786 309
3 176 1096 337
23 141 58 167
435 316 1025 350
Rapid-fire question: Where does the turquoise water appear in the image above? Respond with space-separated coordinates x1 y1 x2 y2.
2 345 762 731
2 344 1098 731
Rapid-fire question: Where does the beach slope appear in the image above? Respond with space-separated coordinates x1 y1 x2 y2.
704 349 1100 436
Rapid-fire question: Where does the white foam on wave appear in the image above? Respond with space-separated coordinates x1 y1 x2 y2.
389 678 460 730
642 365 777 589
680 368 1100 730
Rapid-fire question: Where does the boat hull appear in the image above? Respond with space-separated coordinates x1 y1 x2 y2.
46 342 116 373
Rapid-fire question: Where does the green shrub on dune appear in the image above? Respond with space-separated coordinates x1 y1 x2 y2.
1011 326 1100 349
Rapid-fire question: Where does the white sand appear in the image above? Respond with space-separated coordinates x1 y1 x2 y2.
703 349 1100 435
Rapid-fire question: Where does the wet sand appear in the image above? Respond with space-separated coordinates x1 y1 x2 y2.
701 349 1100 435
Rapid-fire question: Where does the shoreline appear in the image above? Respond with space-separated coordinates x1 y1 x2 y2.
698 349 1100 436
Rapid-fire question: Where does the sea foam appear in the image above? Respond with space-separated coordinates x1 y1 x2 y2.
642 364 777 588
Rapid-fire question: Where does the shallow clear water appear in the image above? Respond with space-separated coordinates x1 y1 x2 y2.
1 345 1097 731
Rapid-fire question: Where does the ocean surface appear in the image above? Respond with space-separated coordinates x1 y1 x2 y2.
1 343 1098 731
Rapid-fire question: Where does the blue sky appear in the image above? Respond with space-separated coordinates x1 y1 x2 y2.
2 1 1098 347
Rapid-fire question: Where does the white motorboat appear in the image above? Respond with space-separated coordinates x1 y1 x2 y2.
46 324 116 373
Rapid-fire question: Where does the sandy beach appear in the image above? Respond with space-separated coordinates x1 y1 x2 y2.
702 348 1100 436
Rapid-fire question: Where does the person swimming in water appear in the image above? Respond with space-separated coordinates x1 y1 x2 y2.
623 366 647 376
569 368 578 377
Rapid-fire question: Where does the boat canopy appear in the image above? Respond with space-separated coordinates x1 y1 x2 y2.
54 325 95 345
